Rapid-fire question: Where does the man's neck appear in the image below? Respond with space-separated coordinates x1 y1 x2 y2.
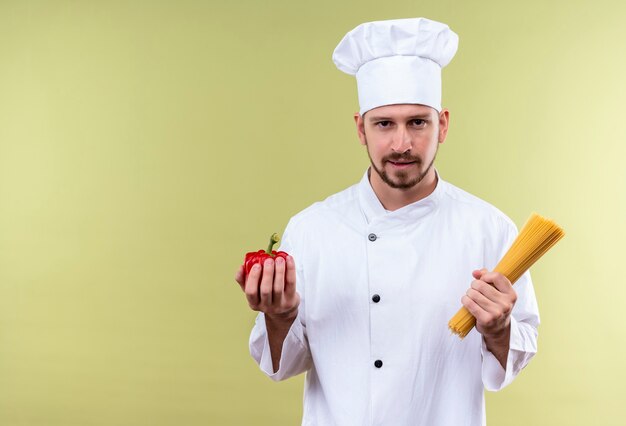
368 167 438 211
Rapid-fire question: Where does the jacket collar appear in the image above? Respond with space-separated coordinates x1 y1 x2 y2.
357 166 446 225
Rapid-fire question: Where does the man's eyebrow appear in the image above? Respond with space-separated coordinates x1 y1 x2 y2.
367 114 432 122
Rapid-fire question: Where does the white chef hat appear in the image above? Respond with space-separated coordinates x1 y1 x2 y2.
332 17 458 115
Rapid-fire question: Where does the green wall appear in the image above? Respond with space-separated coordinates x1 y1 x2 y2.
0 1 623 424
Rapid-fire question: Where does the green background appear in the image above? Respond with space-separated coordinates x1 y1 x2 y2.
0 0 623 424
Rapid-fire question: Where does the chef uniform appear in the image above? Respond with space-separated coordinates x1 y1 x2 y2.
249 18 540 426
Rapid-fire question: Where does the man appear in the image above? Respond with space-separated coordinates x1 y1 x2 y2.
235 17 539 425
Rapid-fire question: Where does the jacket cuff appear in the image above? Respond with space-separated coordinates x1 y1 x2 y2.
249 311 307 380
481 316 537 391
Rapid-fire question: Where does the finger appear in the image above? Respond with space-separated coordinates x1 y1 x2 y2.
259 258 275 307
461 294 488 323
284 256 297 298
244 264 262 308
273 256 286 306
466 287 499 313
235 265 245 291
479 272 518 312
470 279 501 302
472 268 488 280
480 271 514 294
470 278 516 320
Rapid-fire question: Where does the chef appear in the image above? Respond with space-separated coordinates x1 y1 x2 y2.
235 17 539 426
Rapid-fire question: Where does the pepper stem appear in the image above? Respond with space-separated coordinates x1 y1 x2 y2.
266 233 280 255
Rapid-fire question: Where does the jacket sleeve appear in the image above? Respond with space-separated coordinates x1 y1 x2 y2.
481 217 540 391
248 218 313 381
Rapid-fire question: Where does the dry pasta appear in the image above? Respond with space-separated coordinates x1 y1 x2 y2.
448 212 565 338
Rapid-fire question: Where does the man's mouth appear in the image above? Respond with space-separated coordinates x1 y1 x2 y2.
388 160 417 168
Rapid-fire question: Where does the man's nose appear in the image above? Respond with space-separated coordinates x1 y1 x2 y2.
391 127 412 153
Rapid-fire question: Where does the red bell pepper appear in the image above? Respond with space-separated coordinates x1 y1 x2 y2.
244 233 289 279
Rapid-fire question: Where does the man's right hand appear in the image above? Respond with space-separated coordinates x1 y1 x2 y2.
235 255 300 321
236 256 300 373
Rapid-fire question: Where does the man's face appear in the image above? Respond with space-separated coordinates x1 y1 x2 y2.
354 104 449 190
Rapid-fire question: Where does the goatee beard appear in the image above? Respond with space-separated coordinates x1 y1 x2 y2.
366 148 437 190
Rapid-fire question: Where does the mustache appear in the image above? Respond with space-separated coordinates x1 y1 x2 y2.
384 153 421 163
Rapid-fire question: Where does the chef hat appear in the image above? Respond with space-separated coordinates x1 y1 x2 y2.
332 17 458 115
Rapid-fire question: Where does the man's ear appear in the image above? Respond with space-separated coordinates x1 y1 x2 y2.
354 112 367 146
438 108 450 144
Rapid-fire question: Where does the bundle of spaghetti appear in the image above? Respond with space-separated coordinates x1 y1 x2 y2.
448 212 565 338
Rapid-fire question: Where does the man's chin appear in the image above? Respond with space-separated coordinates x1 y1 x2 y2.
371 162 424 190
382 173 421 190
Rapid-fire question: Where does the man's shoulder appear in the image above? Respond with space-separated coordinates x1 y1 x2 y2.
286 182 361 229
441 179 517 231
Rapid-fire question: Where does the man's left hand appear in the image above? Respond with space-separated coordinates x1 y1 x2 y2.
461 268 517 339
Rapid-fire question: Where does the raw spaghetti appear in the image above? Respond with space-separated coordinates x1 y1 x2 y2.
448 212 565 338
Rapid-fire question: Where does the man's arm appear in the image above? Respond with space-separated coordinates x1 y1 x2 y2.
264 309 298 372
235 255 301 373
461 268 517 369
481 324 511 369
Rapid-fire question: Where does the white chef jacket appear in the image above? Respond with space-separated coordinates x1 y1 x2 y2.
249 168 539 426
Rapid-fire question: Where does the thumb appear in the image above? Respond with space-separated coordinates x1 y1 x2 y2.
235 264 246 291
284 255 297 298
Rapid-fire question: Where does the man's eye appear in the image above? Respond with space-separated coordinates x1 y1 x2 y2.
376 121 391 128
412 119 426 126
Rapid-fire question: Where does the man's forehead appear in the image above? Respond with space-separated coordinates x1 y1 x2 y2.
364 104 437 121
